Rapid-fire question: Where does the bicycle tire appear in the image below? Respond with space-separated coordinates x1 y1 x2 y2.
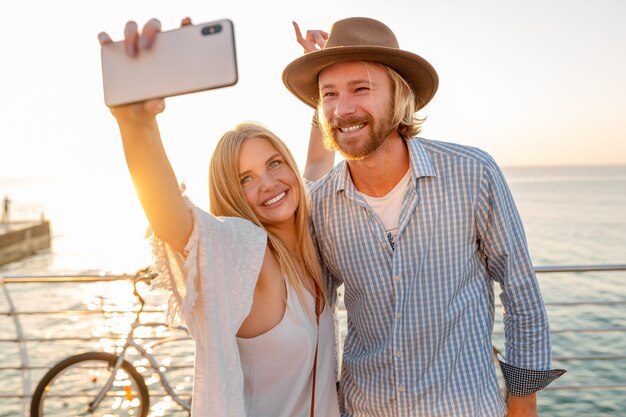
30 351 150 417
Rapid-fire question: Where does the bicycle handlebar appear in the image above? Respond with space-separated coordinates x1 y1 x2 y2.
131 267 159 316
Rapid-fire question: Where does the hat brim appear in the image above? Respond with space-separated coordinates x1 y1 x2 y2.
282 46 439 110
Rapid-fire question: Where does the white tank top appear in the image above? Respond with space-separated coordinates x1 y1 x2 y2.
236 282 340 417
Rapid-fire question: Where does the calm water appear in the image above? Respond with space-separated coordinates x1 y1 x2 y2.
1 165 625 416
497 165 626 416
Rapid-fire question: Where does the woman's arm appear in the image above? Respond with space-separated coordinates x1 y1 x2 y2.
100 19 192 253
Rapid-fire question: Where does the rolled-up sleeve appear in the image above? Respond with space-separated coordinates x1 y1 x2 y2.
475 156 566 394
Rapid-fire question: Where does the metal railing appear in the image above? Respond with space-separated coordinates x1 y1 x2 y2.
527 265 626 393
0 273 194 417
1 264 625 416
0 202 47 224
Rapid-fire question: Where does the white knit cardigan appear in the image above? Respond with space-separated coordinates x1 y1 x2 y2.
150 198 267 416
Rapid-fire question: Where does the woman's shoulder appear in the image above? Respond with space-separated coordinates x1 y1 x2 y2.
185 206 267 270
190 204 266 236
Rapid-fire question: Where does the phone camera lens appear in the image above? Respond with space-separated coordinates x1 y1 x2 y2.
202 24 223 36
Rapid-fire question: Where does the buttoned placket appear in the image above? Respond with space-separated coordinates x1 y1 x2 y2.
339 162 425 415
392 177 421 415
358 193 409 408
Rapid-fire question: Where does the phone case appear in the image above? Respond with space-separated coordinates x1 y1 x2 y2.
101 19 238 106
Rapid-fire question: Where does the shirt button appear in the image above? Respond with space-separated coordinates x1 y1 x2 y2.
394 275 401 282
380 241 387 249
398 385 405 393
395 313 402 320
394 351 402 358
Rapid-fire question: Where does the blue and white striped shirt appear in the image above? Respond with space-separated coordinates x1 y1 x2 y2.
309 138 559 417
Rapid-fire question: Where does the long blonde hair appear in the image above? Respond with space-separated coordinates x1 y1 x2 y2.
208 122 326 309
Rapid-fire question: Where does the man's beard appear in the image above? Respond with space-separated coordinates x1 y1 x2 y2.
323 107 395 161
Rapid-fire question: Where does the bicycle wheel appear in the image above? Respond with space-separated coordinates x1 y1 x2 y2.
30 351 150 417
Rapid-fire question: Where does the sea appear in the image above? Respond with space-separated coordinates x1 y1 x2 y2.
1 164 625 416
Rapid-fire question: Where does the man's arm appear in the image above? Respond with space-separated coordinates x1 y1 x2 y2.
475 154 565 414
507 393 537 417
303 115 335 181
292 23 335 182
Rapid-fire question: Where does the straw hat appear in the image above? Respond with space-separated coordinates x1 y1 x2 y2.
282 17 439 110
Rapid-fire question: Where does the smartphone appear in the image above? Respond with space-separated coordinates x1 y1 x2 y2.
101 19 238 107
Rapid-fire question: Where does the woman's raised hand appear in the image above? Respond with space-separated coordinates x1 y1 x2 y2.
98 17 196 254
292 21 328 54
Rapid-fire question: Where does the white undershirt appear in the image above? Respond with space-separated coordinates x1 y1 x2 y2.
360 169 411 250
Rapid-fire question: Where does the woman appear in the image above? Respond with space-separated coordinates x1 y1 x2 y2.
99 18 338 417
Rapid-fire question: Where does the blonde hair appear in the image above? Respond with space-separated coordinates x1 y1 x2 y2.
208 122 326 310
315 62 426 140
383 65 427 139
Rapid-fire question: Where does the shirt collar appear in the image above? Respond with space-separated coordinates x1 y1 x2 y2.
334 138 436 194
407 138 437 180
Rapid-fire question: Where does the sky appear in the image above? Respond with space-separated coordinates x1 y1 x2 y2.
0 0 624 275
1 0 625 195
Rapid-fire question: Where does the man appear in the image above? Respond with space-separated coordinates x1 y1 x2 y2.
283 17 565 417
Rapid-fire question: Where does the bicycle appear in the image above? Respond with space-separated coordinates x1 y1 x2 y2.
30 267 192 417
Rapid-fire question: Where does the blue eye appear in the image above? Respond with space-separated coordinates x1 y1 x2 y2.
240 176 252 185
269 160 282 169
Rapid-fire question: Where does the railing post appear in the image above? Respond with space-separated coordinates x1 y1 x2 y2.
0 278 31 417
